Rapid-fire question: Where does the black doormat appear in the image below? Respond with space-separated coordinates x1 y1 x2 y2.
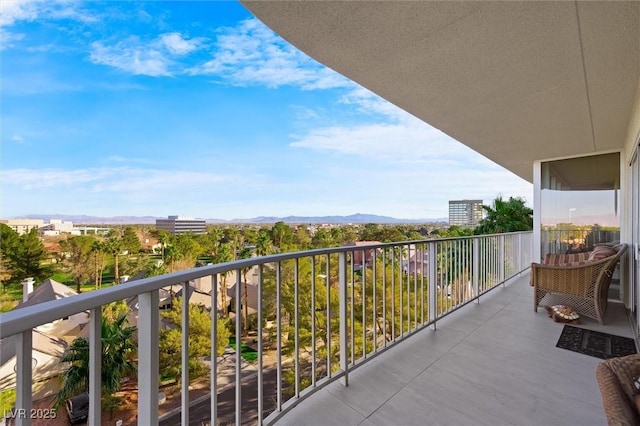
556 325 637 360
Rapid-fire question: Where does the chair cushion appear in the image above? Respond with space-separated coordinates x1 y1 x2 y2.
588 245 617 261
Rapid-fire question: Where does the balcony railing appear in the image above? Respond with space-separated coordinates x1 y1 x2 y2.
541 227 620 256
0 231 532 425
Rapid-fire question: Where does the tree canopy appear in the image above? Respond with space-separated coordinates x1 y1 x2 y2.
159 297 230 381
0 226 51 289
55 312 137 408
474 196 533 234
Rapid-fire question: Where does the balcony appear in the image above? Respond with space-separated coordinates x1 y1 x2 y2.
1 231 632 425
275 272 633 425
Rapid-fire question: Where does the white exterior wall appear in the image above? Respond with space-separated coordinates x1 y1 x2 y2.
2 219 44 235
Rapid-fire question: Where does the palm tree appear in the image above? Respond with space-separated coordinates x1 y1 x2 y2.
238 246 253 335
255 231 274 256
55 312 137 408
213 244 234 316
104 238 123 284
91 240 106 289
475 196 533 235
156 230 170 263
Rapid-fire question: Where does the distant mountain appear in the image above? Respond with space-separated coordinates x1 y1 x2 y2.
226 213 446 224
15 213 447 225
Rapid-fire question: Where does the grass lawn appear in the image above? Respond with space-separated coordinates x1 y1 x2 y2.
228 337 258 363
51 271 73 285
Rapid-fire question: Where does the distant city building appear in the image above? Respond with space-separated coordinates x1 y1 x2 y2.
448 200 484 227
39 219 75 236
0 218 109 236
156 215 206 235
0 219 45 235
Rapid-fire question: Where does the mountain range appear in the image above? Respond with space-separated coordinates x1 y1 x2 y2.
18 213 447 225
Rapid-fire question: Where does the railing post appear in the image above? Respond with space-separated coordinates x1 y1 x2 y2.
428 241 437 330
89 307 102 426
294 259 300 397
257 266 264 424
473 238 480 303
182 282 190 425
138 290 159 426
235 271 242 426
16 330 32 426
276 263 282 411
339 252 349 386
499 235 505 286
211 275 218 426
518 233 522 274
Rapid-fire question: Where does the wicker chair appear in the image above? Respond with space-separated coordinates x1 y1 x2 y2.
531 244 628 324
596 354 640 425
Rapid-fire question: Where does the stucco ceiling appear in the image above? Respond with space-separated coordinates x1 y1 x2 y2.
242 1 640 183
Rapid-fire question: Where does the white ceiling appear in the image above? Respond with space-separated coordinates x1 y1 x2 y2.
242 1 640 183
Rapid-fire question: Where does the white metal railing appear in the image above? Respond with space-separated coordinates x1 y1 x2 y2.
0 231 532 425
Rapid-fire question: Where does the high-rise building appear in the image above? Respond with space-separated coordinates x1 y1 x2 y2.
448 200 483 227
155 215 206 235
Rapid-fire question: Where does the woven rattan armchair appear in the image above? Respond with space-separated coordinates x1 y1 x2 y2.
596 354 640 425
532 244 627 324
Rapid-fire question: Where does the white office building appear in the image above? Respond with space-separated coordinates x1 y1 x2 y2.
155 215 206 235
448 200 483 227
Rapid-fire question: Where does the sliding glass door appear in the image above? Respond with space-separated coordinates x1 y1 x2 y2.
539 153 621 260
631 146 640 336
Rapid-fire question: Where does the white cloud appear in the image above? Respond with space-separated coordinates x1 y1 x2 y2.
160 32 202 55
90 32 205 77
290 116 470 165
0 1 39 27
107 156 154 164
190 18 351 90
0 0 96 43
1 166 310 218
1 167 234 191
0 0 96 26
90 38 173 77
11 134 24 143
288 92 533 218
0 0 37 49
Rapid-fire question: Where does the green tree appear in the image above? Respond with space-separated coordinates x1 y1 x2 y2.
475 196 533 235
0 224 19 291
444 225 474 237
121 227 141 254
155 229 171 262
60 236 96 292
91 240 107 289
213 243 234 314
294 225 311 249
119 255 151 278
104 237 124 284
270 222 294 251
255 230 274 256
237 246 253 335
360 223 382 241
222 227 243 257
55 312 136 409
10 229 51 285
331 225 358 245
242 227 259 245
159 298 230 381
310 228 335 248
164 233 201 272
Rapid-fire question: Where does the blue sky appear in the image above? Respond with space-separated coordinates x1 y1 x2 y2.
1 1 532 220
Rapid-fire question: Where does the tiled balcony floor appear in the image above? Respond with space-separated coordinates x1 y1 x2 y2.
274 272 636 425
